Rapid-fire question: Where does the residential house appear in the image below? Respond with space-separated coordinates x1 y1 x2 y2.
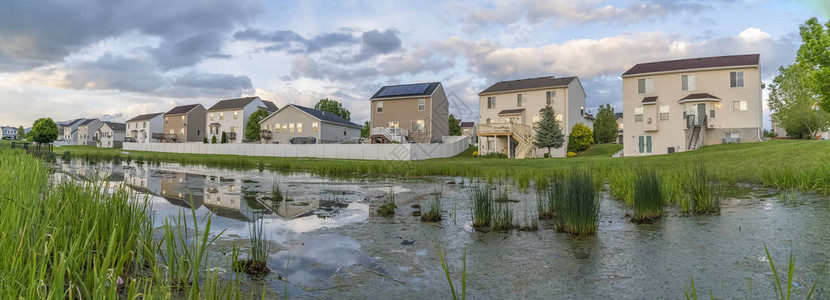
61 119 85 143
621 54 763 156
460 121 476 136
615 113 624 144
77 119 102 146
160 171 204 209
125 113 164 143
1 126 17 140
206 97 278 144
95 122 126 148
477 76 590 158
369 82 449 143
259 104 361 144
159 104 206 143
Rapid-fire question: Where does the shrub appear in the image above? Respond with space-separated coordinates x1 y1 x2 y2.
480 152 508 159
203 137 208 144
569 123 594 152
472 150 479 157
221 132 227 144
211 135 217 144
566 151 577 158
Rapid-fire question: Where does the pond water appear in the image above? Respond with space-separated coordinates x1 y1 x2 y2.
55 159 829 299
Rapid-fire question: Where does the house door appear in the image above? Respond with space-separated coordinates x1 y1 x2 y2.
638 136 652 154
696 104 706 125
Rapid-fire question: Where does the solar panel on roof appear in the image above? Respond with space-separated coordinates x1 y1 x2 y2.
378 83 430 97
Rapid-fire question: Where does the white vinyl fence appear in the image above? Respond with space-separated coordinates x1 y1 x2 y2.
123 136 470 161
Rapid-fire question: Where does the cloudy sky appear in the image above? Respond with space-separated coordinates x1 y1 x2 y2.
1 0 828 128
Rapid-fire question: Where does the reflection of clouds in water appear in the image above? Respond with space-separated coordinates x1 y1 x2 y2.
222 203 369 237
273 234 372 286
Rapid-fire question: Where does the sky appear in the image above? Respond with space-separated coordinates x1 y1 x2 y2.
1 0 828 128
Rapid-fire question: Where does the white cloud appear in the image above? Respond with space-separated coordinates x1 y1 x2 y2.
738 27 771 43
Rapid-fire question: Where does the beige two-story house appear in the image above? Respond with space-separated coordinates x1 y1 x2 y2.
478 76 589 158
621 54 763 156
158 104 206 143
206 96 278 144
77 119 102 146
369 82 449 143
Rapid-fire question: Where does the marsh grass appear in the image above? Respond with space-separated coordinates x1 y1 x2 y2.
689 164 720 214
491 202 514 231
377 187 396 216
560 169 600 235
421 190 443 222
608 169 635 206
437 244 466 300
271 181 284 202
234 218 271 276
0 150 243 298
632 170 664 223
62 150 71 162
469 184 494 229
538 175 566 220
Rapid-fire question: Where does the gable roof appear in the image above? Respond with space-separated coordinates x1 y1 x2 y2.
207 97 260 111
262 104 361 128
498 108 525 115
642 96 658 104
62 119 85 127
260 101 279 112
479 76 577 95
371 82 441 99
460 121 475 128
622 54 759 77
165 104 201 115
678 93 721 103
102 122 126 132
78 119 98 126
614 112 624 119
126 113 164 122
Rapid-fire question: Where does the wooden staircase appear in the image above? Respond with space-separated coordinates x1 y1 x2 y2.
512 124 534 159
686 125 701 150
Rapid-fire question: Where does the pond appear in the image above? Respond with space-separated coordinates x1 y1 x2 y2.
54 159 829 299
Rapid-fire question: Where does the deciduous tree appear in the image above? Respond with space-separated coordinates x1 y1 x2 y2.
569 123 594 152
449 114 462 136
592 104 617 143
768 63 830 139
29 118 58 144
314 98 351 121
245 109 271 142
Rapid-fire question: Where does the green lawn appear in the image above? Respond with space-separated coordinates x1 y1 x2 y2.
52 140 830 192
578 144 623 157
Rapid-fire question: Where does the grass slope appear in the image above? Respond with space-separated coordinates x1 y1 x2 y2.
579 144 623 157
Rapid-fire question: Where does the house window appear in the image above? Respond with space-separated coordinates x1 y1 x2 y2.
169 129 174 134
234 111 239 120
485 118 491 124
638 78 654 94
634 107 644 122
143 121 146 128
219 112 224 120
281 123 287 132
710 109 715 119
638 136 653 153
165 117 168 123
181 115 185 121
659 105 669 121
487 139 494 151
555 114 563 122
517 94 526 107
732 101 747 111
197 129 201 136
230 126 236 133
730 71 744 88
289 123 294 133
210 113 214 121
418 99 425 111
376 102 383 113
312 122 319 132
725 132 740 139
387 121 399 128
411 120 425 132
487 97 496 109
546 91 556 106
297 123 302 133
180 128 184 135
682 74 695 91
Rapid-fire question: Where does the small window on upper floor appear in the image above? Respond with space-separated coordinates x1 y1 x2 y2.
659 105 669 120
638 78 654 94
517 94 526 107
634 107 644 122
682 74 695 91
418 99 425 111
546 91 556 106
732 100 747 111
376 101 383 113
487 97 496 109
730 71 744 88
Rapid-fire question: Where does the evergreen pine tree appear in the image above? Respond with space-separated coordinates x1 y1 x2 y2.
533 106 565 157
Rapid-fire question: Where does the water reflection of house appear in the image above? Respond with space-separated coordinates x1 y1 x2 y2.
124 167 162 196
203 176 258 222
160 171 204 209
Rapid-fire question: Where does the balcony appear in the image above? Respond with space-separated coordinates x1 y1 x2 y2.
478 123 530 136
260 130 272 139
152 133 177 141
92 135 99 141
227 132 237 140
685 114 708 128
370 127 408 143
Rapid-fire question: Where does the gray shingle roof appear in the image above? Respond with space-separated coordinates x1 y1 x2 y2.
614 113 624 119
460 122 475 128
165 104 201 115
479 76 576 95
498 108 525 115
260 101 279 112
289 104 361 128
103 122 126 132
126 113 164 122
78 119 98 126
207 97 259 111
622 54 759 77
371 82 441 99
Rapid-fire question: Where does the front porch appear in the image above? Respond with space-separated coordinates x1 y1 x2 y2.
477 123 533 159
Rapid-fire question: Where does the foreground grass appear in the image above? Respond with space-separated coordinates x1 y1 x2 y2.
56 140 830 192
0 149 253 298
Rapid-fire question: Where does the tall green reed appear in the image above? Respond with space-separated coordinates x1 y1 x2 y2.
633 170 663 222
560 169 600 235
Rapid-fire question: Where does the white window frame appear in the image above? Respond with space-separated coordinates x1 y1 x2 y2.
487 96 496 109
312 122 319 132
517 94 526 107
659 105 669 121
411 120 425 132
546 91 556 106
297 123 302 133
638 78 654 94
682 74 695 91
418 99 425 111
732 101 747 111
376 101 383 113
634 107 644 122
730 71 744 88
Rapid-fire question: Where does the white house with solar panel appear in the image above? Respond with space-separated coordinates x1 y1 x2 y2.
369 82 449 144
